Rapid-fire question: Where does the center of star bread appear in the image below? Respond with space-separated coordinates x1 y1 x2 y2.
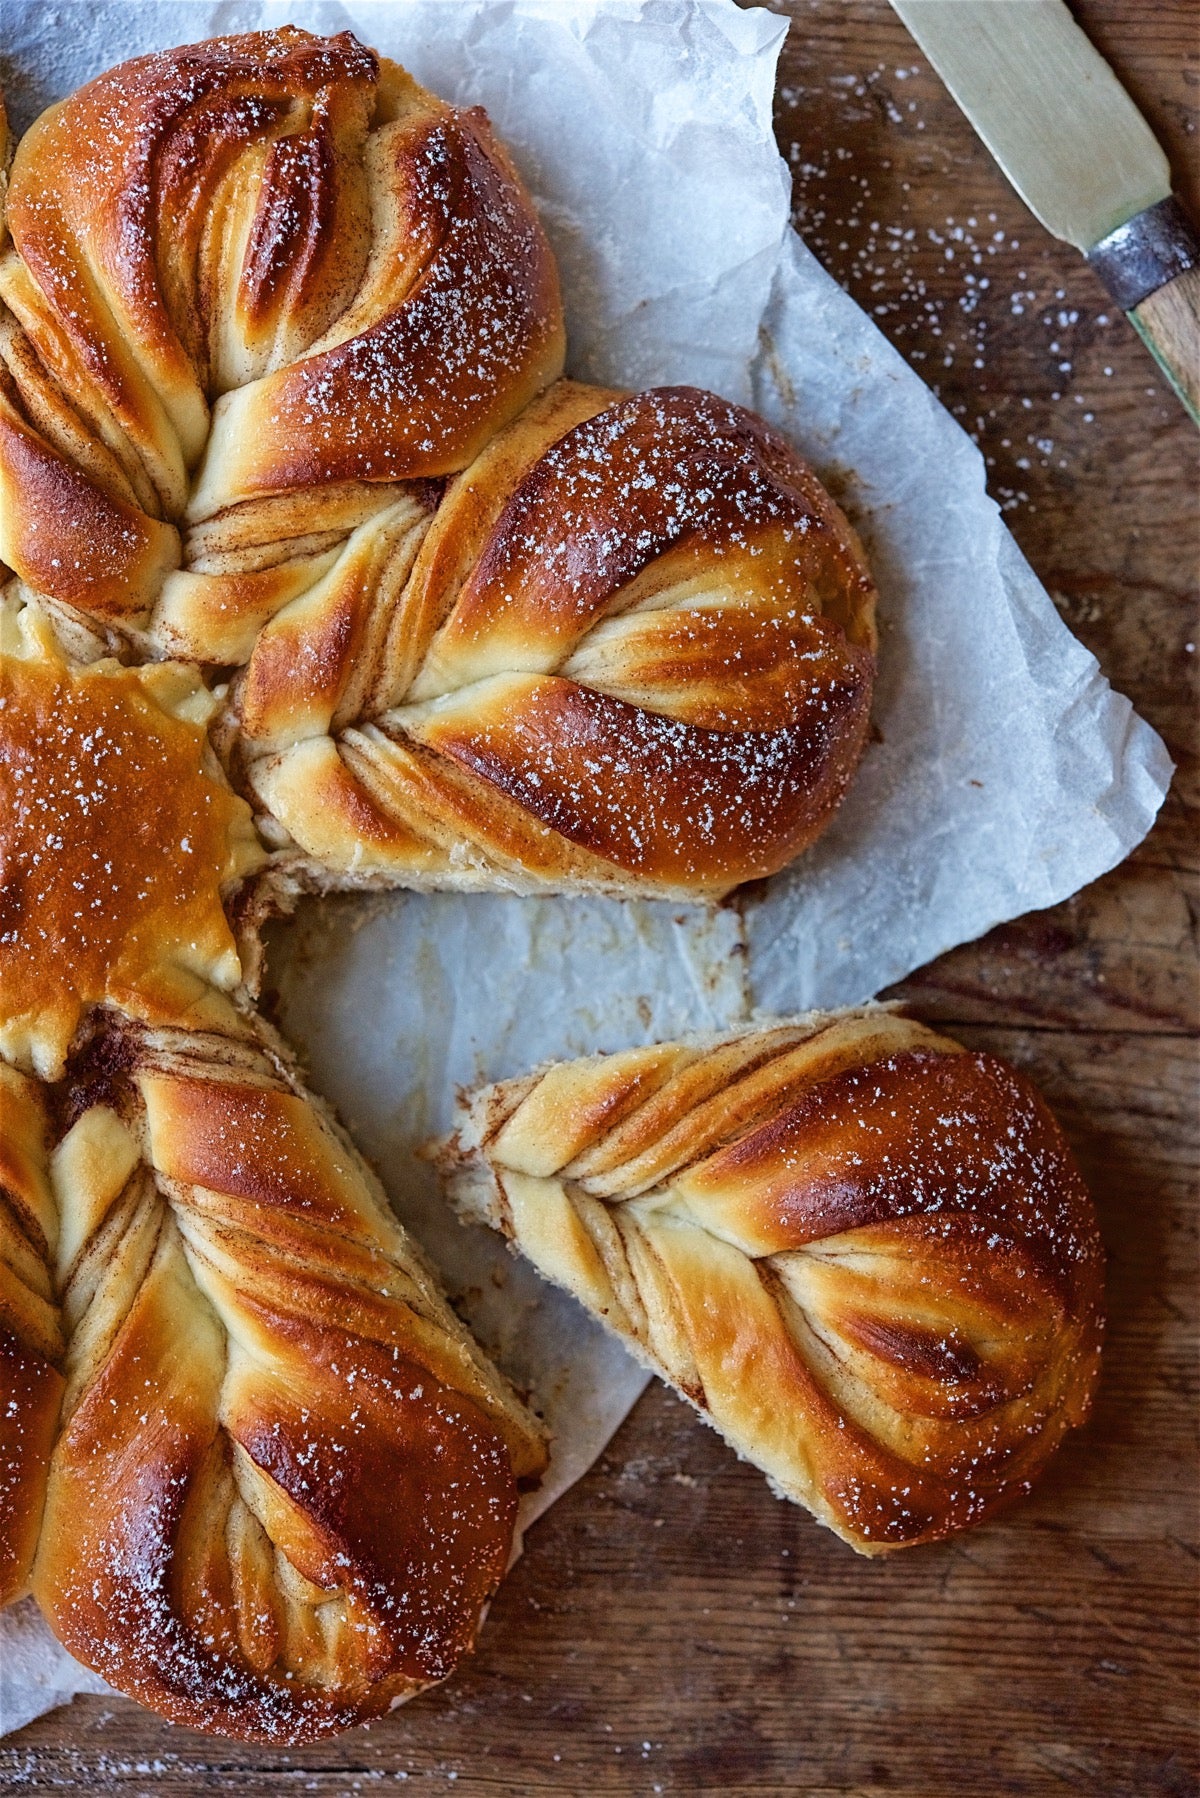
0 604 265 1079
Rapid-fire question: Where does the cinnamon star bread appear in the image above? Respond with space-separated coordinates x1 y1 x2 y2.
0 18 934 1743
432 1008 1105 1554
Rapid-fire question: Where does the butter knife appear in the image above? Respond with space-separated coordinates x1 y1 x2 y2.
891 0 1200 423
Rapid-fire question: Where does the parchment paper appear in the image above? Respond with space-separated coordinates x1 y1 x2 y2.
0 0 1171 1735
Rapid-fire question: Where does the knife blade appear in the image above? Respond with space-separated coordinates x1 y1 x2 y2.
890 0 1200 422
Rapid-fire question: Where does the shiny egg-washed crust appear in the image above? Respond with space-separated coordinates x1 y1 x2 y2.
0 599 547 1741
17 1017 546 1741
433 1008 1105 1555
240 381 877 896
0 28 876 901
0 599 266 1081
0 1064 63 1608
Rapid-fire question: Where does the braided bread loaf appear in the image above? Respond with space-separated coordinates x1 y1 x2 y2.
0 595 546 1739
0 28 876 900
434 1008 1104 1554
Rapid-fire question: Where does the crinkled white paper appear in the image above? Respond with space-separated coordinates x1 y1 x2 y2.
0 0 1170 1736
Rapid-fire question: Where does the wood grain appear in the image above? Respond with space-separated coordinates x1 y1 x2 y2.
3 3 1196 1793
1132 263 1200 422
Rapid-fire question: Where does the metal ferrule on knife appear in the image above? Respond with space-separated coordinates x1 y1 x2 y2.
1087 196 1200 312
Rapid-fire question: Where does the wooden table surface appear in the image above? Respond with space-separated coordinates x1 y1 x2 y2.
4 3 1196 1793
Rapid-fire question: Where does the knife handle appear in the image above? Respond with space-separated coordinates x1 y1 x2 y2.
1129 268 1200 426
1087 196 1200 427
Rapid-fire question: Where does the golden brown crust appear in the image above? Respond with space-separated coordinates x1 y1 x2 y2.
0 1065 63 1606
243 385 877 898
192 98 564 505
0 598 264 1079
433 1009 1105 1555
0 388 181 618
29 1017 546 1742
0 597 546 1737
1 28 874 901
0 28 564 622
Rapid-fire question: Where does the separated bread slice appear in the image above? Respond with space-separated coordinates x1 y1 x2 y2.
431 1006 1104 1555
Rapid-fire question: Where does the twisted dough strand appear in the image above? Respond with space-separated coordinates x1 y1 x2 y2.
0 28 876 901
0 30 563 627
435 1008 1105 1554
0 604 546 1738
0 1064 63 1608
26 1014 545 1741
242 382 876 895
